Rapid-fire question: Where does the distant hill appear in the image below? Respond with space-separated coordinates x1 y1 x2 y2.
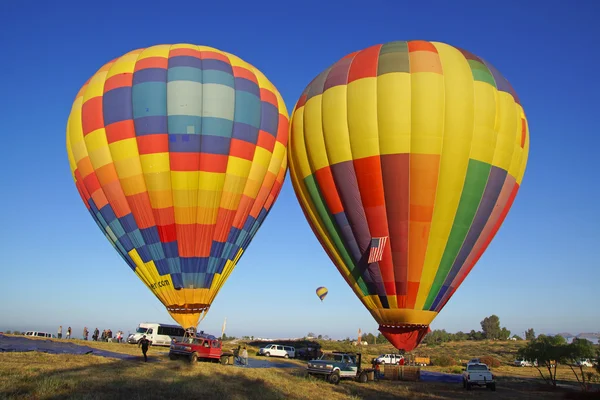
556 332 574 338
576 333 600 338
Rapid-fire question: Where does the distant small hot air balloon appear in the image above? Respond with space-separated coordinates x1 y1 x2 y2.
66 43 289 330
289 40 529 351
316 286 328 301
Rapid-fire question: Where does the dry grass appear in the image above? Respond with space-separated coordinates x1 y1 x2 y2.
0 335 596 399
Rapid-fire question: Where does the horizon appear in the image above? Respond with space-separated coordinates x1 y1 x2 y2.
1 1 598 342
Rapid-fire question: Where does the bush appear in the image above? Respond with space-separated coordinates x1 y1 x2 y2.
432 355 456 367
449 366 463 374
479 356 501 368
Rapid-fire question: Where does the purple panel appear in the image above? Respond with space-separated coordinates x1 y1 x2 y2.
306 67 332 101
133 68 168 84
438 166 507 291
235 77 260 97
163 242 179 258
457 47 482 62
201 134 231 155
103 87 132 126
330 161 386 296
202 59 232 74
259 102 279 135
168 134 201 152
481 59 521 104
232 121 259 144
333 212 362 263
324 57 353 91
134 116 168 135
168 56 202 69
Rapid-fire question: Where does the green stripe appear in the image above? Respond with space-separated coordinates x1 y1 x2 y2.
423 159 491 309
304 175 369 295
468 60 496 87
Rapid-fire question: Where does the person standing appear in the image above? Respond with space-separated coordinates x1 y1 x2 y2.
138 335 151 362
66 327 71 340
57 326 62 339
83 327 89 341
241 346 248 367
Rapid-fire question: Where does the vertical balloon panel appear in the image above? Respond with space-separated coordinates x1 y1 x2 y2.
67 44 289 329
288 40 529 351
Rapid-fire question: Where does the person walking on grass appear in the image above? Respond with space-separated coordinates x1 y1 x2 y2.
241 346 248 367
57 326 62 339
139 335 151 362
66 327 71 340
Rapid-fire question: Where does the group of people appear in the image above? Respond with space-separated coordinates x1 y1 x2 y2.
233 345 249 366
57 326 125 342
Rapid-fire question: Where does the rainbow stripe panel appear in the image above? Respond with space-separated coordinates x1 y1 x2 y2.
66 44 288 328
289 40 529 328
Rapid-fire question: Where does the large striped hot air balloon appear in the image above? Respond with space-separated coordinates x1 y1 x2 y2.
288 40 529 351
66 44 288 330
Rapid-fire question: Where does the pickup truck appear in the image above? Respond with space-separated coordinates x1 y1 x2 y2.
307 352 371 384
462 362 496 391
168 332 233 365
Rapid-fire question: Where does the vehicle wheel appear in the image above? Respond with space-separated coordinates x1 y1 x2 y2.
490 383 496 391
284 354 289 359
328 371 341 385
358 371 368 384
220 355 230 365
169 353 178 361
189 352 198 364
265 352 270 357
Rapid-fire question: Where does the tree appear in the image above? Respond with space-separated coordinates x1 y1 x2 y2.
453 331 469 341
525 328 536 341
518 334 567 387
468 330 485 341
480 315 501 339
317 334 322 340
564 338 596 392
499 327 511 340
307 332 316 338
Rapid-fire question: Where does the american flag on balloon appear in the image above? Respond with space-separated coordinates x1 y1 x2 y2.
368 236 388 263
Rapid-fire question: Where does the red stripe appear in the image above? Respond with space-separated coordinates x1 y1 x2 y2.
229 138 255 161
137 134 169 154
157 223 177 243
232 196 253 229
104 73 132 92
200 51 230 63
126 192 155 230
232 66 257 83
81 97 104 135
169 48 202 58
213 209 237 242
106 120 135 143
200 154 228 173
521 118 526 148
315 166 344 215
257 130 276 151
408 40 438 53
134 57 168 72
170 153 199 171
260 88 278 107
276 114 289 146
347 44 381 84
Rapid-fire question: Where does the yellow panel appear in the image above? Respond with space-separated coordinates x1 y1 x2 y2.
347 77 380 160
171 171 199 191
88 142 113 170
469 81 498 164
416 42 474 309
173 189 198 208
370 308 438 326
120 174 147 196
253 146 273 169
109 137 139 162
377 72 412 155
147 189 173 208
140 153 170 173
223 174 247 195
144 171 171 192
290 108 313 179
491 91 518 172
196 206 219 224
174 207 196 224
83 70 109 102
410 72 445 155
84 128 108 153
67 98 86 164
268 143 285 174
106 49 142 79
517 114 530 184
226 156 252 177
137 45 170 60
302 95 330 171
242 178 261 198
113 157 142 179
321 85 353 165
170 43 200 51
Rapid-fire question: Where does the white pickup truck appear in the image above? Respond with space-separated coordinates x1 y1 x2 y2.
462 362 496 391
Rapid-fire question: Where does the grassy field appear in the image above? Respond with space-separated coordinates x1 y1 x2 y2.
1 335 598 399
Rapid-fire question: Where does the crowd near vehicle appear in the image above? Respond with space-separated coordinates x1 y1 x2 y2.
307 352 373 385
257 344 296 358
169 331 233 365
127 322 185 346
462 362 496 391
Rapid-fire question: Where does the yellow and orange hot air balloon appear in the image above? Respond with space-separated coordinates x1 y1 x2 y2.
66 44 288 330
288 40 529 351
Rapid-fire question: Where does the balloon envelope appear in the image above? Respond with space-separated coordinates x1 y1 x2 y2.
288 40 529 350
66 44 289 329
316 286 328 301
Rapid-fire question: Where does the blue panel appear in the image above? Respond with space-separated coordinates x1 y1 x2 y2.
169 134 201 152
137 244 152 263
214 258 228 274
171 272 184 289
260 102 279 135
201 134 230 155
128 229 145 248
210 241 226 258
234 77 260 97
202 117 233 138
119 214 138 234
146 242 165 260
169 56 202 69
133 68 167 84
203 70 234 88
234 91 261 129
132 82 167 118
140 227 161 246
133 116 168 135
103 87 132 125
108 219 126 239
167 66 203 83
155 259 170 276
168 115 202 135
163 242 179 258
99 204 117 224
180 257 209 273
202 59 232 74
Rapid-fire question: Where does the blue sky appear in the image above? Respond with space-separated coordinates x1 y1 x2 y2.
0 0 598 340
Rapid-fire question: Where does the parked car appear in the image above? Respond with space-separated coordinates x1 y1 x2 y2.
374 353 404 365
24 331 54 338
462 362 496 391
307 352 372 384
514 358 538 367
168 332 233 365
258 344 295 358
575 359 593 367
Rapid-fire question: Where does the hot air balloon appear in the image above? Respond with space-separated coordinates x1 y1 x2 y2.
316 286 328 301
288 40 529 351
66 44 289 330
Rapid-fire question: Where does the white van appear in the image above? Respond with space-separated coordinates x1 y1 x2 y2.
24 331 54 338
258 344 296 358
127 323 186 346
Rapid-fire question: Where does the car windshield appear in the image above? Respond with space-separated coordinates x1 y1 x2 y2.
468 364 489 371
136 327 148 333
320 354 344 362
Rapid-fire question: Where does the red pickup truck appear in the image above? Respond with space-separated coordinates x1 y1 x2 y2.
169 333 234 365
